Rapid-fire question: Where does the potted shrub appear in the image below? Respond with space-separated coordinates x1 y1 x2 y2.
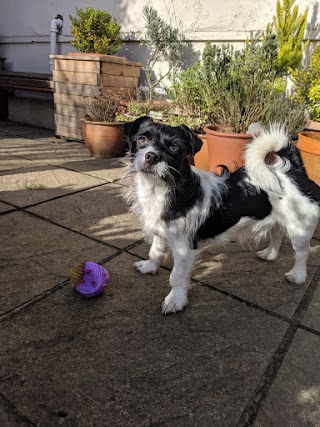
82 88 128 158
166 62 214 170
50 7 142 141
201 31 306 173
164 0 308 173
69 7 121 55
142 5 184 101
291 45 320 184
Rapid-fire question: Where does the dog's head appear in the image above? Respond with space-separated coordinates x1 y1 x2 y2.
124 116 203 180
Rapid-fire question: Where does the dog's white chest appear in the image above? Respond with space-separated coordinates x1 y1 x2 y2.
135 175 168 236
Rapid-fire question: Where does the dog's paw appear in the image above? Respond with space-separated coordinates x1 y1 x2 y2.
285 268 306 285
134 260 158 275
161 288 188 314
257 248 278 261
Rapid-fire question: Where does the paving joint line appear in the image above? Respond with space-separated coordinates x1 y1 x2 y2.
196 279 291 324
23 210 127 252
124 249 296 325
0 392 36 426
0 248 127 323
236 264 320 426
22 182 109 209
0 182 109 214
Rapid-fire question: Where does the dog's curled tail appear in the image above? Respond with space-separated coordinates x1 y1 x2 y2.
244 124 292 194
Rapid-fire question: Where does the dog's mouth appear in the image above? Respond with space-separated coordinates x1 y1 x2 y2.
139 161 169 179
134 150 169 178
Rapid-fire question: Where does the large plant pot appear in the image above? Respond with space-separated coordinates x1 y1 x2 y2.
193 135 210 171
82 119 126 158
297 131 320 185
204 126 253 173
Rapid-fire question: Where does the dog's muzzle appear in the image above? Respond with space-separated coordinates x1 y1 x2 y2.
134 146 166 176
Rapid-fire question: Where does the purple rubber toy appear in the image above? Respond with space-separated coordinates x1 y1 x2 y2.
71 261 109 297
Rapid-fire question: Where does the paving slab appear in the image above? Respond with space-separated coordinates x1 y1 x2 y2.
28 183 143 249
0 139 89 166
53 156 127 182
0 123 54 138
0 201 13 213
0 164 106 207
130 239 320 319
192 241 320 319
0 396 29 427
0 136 45 148
301 276 320 332
0 252 287 427
254 329 320 427
0 153 35 171
0 211 117 316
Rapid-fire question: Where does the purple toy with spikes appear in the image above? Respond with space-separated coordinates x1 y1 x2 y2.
71 261 109 297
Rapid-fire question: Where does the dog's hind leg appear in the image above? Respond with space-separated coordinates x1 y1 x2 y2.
257 227 283 261
285 217 319 285
134 235 166 274
162 239 198 314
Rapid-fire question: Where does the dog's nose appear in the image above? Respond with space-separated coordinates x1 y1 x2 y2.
145 151 159 165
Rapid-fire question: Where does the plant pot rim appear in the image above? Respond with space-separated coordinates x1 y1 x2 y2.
204 125 253 139
299 130 320 138
81 119 126 126
304 120 320 132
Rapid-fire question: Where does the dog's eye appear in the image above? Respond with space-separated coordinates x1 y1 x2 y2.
137 136 148 146
168 145 179 154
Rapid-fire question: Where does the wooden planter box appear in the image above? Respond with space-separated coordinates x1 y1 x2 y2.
50 54 143 140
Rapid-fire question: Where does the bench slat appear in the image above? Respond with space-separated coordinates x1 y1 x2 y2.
0 72 53 92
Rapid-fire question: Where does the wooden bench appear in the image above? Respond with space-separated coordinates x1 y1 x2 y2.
0 70 53 120
0 71 53 93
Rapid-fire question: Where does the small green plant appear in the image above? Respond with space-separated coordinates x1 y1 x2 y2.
260 93 306 140
267 0 309 74
26 184 47 191
166 61 214 130
143 6 184 101
69 7 121 54
291 45 320 122
308 82 320 121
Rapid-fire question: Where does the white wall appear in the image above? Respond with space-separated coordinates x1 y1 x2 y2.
0 0 318 74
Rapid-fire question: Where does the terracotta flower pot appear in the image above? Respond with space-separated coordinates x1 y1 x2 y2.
297 131 320 185
303 120 320 132
82 119 126 158
204 126 253 173
193 135 210 171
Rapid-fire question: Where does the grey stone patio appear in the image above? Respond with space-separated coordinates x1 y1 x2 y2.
0 121 320 426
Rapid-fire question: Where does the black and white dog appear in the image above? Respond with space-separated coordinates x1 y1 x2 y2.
122 116 320 314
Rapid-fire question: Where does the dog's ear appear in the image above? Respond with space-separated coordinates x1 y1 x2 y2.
177 124 203 155
124 116 153 139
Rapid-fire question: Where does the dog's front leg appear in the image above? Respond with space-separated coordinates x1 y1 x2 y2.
134 234 166 274
162 240 198 314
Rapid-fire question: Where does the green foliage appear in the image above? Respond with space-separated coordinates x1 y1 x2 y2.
69 7 121 54
260 93 306 140
267 0 309 73
291 45 320 121
308 82 320 121
166 61 214 128
200 33 282 133
125 100 152 117
167 31 306 134
143 5 184 100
